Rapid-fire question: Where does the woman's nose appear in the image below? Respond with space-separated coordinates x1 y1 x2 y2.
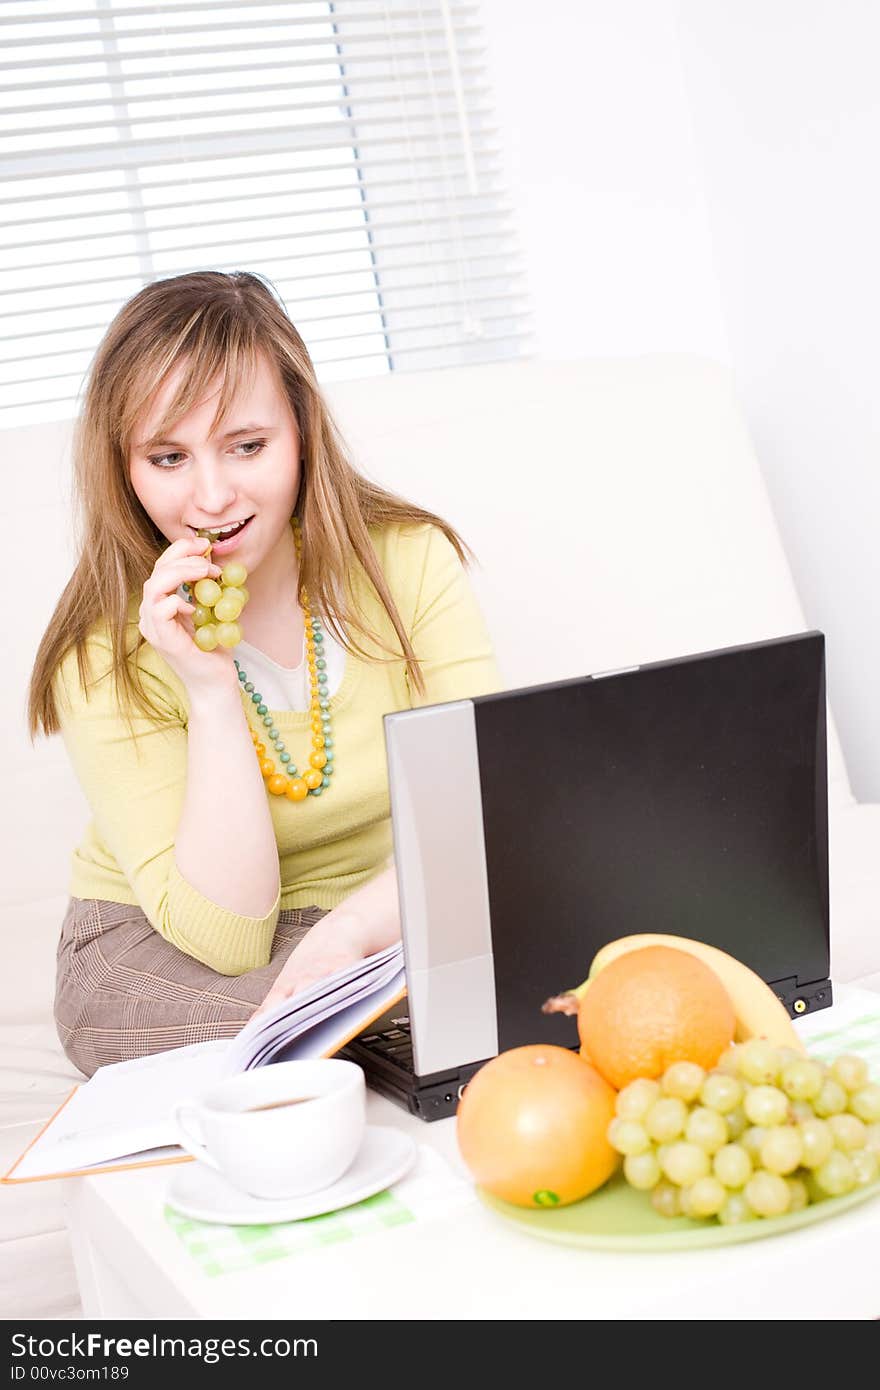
189 461 237 514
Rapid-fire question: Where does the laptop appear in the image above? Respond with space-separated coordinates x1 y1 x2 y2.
339 631 831 1121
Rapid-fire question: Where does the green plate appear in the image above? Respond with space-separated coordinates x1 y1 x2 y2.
478 1172 880 1251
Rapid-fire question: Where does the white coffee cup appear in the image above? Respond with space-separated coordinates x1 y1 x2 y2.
173 1059 366 1199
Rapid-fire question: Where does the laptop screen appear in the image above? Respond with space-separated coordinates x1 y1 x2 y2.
471 632 829 1054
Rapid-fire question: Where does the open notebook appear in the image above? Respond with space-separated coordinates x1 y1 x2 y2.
2 943 405 1184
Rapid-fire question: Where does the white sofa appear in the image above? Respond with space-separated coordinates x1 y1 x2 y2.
2 354 878 1319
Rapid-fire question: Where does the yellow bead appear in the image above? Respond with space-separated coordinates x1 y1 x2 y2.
303 769 322 790
311 718 323 733
267 774 289 796
254 742 266 757
285 779 309 802
259 758 276 778
313 734 325 748
309 750 327 769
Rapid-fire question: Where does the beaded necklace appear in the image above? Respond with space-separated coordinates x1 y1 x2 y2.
185 516 334 804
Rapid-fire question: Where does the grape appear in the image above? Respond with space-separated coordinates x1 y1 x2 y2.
687 1176 727 1218
214 621 242 649
849 1083 880 1124
661 1061 706 1101
194 624 219 652
789 1100 816 1124
798 1117 834 1169
700 1071 743 1114
220 560 248 588
615 1077 661 1120
608 1118 652 1156
759 1126 803 1175
780 1059 824 1102
193 577 223 608
650 1182 681 1218
813 1151 856 1197
831 1054 869 1092
851 1149 880 1187
743 1085 789 1127
718 1192 756 1226
786 1177 809 1212
715 1046 741 1076
713 1142 753 1189
659 1141 711 1187
827 1113 867 1153
623 1151 662 1190
724 1106 748 1141
213 592 245 622
736 1039 782 1085
744 1170 791 1218
684 1106 728 1155
192 604 214 627
812 1077 848 1118
864 1123 880 1157
644 1097 688 1143
741 1125 767 1161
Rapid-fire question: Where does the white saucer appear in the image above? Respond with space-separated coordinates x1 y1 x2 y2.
165 1125 417 1225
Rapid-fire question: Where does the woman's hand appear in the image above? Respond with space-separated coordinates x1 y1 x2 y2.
138 536 240 697
254 916 367 1018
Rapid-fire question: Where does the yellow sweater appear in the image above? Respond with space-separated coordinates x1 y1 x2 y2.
54 522 501 975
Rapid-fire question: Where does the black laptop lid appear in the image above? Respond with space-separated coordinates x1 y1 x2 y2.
471 632 830 1054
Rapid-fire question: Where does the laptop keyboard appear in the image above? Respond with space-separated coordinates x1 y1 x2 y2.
356 1017 413 1072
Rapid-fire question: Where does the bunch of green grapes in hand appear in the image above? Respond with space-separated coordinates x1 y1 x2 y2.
185 532 249 651
609 1040 880 1225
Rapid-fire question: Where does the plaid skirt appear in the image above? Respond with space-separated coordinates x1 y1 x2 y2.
54 896 329 1078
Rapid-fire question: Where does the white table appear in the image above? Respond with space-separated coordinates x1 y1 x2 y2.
63 988 880 1321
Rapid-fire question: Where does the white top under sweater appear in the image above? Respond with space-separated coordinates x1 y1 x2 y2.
233 620 347 710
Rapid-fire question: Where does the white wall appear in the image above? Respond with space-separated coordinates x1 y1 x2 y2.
480 0 880 800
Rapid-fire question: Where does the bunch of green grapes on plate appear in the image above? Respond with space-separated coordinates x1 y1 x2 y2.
608 1040 880 1224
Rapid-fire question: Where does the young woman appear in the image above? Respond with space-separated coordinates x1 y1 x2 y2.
28 270 500 1078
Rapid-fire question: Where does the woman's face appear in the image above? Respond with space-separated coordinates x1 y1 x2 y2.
128 352 302 569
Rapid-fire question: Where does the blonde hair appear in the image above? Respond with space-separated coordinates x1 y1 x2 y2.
28 270 475 741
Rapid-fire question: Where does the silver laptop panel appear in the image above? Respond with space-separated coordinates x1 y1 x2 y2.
384 701 498 1076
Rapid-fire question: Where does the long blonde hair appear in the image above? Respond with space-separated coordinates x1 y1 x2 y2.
28 270 474 742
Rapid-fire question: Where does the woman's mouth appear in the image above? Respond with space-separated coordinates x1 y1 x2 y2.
195 515 254 554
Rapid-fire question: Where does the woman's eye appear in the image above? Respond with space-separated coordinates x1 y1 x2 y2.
147 439 266 468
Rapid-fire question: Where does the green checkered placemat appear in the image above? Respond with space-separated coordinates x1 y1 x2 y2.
796 988 880 1074
164 1144 473 1277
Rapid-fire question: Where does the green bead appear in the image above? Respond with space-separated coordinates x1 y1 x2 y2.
244 681 254 693
280 752 290 764
321 775 330 787
309 786 323 796
262 715 272 727
323 737 334 748
324 750 334 762
313 631 324 644
256 703 267 715
316 658 326 670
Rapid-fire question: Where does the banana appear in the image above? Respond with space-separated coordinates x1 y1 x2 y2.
545 933 805 1052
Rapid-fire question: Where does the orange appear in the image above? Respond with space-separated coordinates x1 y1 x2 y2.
456 1044 619 1208
578 945 736 1089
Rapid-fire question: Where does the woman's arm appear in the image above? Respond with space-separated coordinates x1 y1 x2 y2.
175 682 280 919
255 863 400 1014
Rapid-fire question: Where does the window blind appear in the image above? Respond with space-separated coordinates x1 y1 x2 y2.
0 0 531 426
